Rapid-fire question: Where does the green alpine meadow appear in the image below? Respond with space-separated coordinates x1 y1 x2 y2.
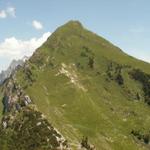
0 21 150 150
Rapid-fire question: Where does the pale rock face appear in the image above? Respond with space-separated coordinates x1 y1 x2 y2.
2 121 7 129
36 122 42 126
56 63 87 92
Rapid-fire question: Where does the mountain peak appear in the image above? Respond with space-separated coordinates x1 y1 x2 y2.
31 20 150 75
51 20 84 36
64 20 83 27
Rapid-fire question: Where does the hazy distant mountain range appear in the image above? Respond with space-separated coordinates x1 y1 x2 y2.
0 56 28 84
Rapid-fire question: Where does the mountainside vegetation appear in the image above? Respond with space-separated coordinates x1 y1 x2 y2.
0 20 150 150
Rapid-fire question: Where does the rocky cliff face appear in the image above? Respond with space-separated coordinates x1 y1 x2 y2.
0 75 71 150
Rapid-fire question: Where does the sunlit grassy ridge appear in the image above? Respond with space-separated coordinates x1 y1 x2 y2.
0 21 150 150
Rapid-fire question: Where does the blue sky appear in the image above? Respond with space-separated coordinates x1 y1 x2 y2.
0 0 150 71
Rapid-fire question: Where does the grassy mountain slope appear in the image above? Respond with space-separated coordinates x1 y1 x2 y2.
0 21 150 150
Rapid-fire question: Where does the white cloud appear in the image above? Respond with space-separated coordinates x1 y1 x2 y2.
0 10 7 18
0 6 16 19
32 20 43 30
0 32 51 62
6 7 16 18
